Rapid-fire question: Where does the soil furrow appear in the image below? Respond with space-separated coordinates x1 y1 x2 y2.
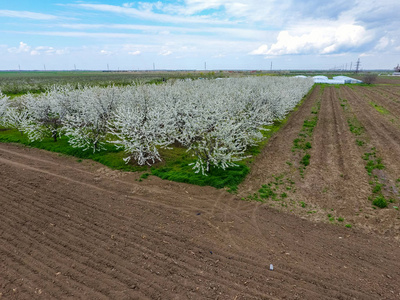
376 86 400 99
1 172 287 298
0 243 113 299
355 86 400 118
239 85 321 194
1 200 268 299
1 172 390 298
300 86 370 214
0 211 158 298
342 86 400 177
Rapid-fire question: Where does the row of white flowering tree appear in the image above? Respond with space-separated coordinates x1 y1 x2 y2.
0 77 314 175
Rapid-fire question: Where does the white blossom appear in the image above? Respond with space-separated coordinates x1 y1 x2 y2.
107 84 176 165
20 92 63 142
63 85 120 152
0 92 10 127
4 76 314 174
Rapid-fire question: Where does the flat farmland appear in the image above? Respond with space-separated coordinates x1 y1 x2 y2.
2 79 400 299
241 83 400 236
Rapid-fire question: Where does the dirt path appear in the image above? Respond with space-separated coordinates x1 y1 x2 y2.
300 86 371 218
1 142 400 299
239 86 321 195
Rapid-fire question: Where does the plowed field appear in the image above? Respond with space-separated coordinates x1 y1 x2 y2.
2 82 400 299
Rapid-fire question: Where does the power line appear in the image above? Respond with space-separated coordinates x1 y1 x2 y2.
355 58 361 74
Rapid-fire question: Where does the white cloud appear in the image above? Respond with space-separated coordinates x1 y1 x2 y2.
159 50 172 56
171 0 227 15
8 30 144 39
212 54 226 58
374 37 389 51
0 9 58 20
36 46 55 54
30 50 40 56
250 45 269 55
8 42 30 53
57 23 268 40
251 24 373 56
68 3 233 25
139 1 163 11
7 42 68 56
122 3 135 8
359 53 373 57
100 50 112 55
9 30 259 55
1 1 399 70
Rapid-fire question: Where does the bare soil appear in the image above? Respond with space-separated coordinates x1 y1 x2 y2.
239 85 322 194
298 87 373 226
354 86 400 119
341 86 400 185
373 86 400 102
2 85 400 299
240 85 400 237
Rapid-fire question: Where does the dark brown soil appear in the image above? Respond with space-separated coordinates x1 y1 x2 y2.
341 86 400 181
2 85 400 299
239 85 322 195
354 86 400 119
374 86 400 101
299 87 373 226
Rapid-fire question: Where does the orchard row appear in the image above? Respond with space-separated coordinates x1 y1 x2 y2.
0 77 314 174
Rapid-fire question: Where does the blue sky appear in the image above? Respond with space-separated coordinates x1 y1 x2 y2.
0 0 399 70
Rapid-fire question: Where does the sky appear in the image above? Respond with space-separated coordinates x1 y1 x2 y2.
0 0 399 71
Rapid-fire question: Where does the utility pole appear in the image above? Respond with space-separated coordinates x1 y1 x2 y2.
350 62 352 71
355 58 361 74
270 61 272 71
18 64 21 71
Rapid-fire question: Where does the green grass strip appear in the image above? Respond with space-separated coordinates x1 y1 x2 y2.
369 101 390 115
0 128 146 172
